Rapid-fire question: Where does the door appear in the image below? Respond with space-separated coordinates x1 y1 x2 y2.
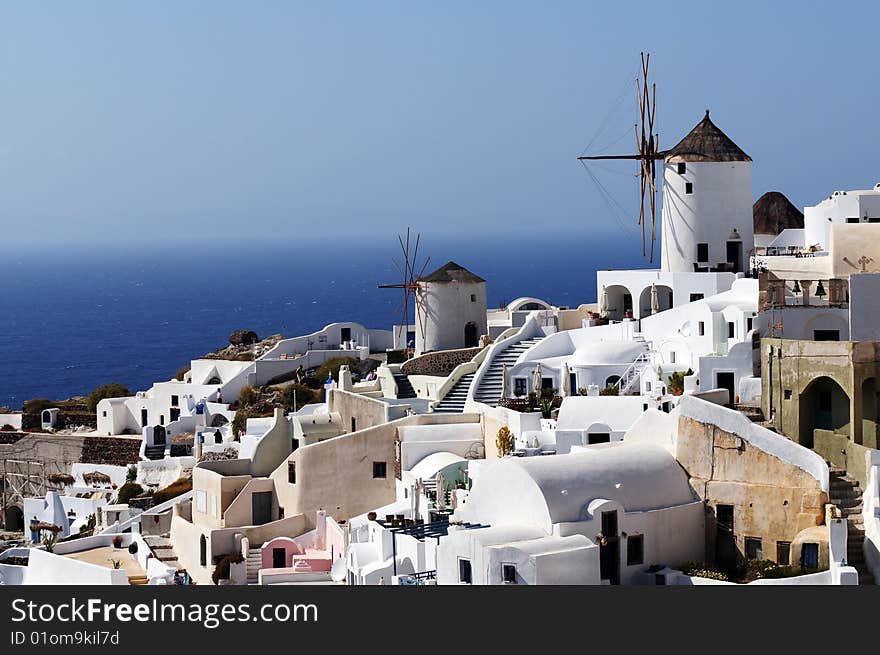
252 491 272 525
716 372 736 407
272 547 286 569
464 322 478 348
599 511 620 585
154 425 166 445
570 373 578 395
141 409 148 427
726 241 743 273
169 407 180 423
715 505 737 575
340 327 351 343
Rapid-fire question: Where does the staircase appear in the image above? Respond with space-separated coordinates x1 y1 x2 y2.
246 547 262 585
616 350 651 395
473 337 543 407
143 534 182 571
144 444 166 460
829 467 875 585
392 373 417 399
432 373 475 414
128 574 149 586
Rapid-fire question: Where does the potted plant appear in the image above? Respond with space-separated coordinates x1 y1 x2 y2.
112 535 124 549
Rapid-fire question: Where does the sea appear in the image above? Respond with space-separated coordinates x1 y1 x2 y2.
0 233 647 409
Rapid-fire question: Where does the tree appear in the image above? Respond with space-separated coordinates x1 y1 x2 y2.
87 382 132 413
495 426 515 457
281 384 317 412
231 409 249 438
116 482 144 505
238 384 259 406
126 465 137 482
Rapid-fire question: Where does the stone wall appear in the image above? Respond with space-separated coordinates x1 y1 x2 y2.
80 437 142 466
676 414 827 566
400 347 481 377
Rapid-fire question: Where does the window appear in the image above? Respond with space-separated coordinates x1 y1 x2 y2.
588 433 610 444
685 182 694 194
626 534 644 565
747 317 753 332
784 389 792 400
677 162 686 174
470 294 476 302
459 558 472 584
669 351 676 364
159 415 165 426
727 322 735 339
502 564 517 584
373 461 387 479
814 329 840 341
288 462 296 484
698 321 705 336
745 537 762 561
847 216 859 224
697 243 709 263
716 505 734 532
777 541 791 566
291 437 299 453
102 411 107 418
171 395 179 407
514 378 527 397
351 417 357 433
689 293 704 302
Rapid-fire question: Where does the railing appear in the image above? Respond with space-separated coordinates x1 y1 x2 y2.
616 351 652 395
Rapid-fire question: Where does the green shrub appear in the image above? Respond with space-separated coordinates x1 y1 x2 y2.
238 384 259 406
125 465 137 482
22 399 55 415
577 387 588 396
314 357 359 384
281 384 319 412
116 482 144 505
212 552 245 585
667 368 694 396
599 385 619 396
152 477 192 505
87 382 132 413
679 561 729 581
231 408 249 437
0 424 15 431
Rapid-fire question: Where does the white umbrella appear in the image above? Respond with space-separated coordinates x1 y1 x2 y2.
599 285 609 317
500 364 510 401
532 364 543 395
561 362 571 397
435 471 446 511
412 479 422 521
650 283 660 315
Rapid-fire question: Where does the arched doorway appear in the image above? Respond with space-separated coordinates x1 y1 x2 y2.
861 378 878 448
638 284 673 318
4 505 23 531
210 414 229 428
602 285 632 322
799 376 850 448
604 375 621 388
199 534 207 567
464 322 478 348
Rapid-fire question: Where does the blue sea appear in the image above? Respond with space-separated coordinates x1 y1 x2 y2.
0 234 646 408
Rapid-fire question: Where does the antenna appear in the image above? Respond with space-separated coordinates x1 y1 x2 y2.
578 52 662 261
378 228 431 354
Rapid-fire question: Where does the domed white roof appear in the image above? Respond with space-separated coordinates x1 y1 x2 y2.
570 341 647 366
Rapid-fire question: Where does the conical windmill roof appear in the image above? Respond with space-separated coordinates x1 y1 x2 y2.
418 261 485 284
664 111 751 163
753 191 804 236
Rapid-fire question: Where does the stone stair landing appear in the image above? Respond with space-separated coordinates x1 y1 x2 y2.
829 467 874 585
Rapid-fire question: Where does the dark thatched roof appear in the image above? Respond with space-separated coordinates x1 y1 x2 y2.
418 261 485 284
753 191 804 235
664 111 751 163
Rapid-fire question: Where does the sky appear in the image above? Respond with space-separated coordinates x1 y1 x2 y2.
1 2 879 247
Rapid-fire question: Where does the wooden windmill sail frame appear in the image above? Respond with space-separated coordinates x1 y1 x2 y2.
578 52 663 261
378 228 431 352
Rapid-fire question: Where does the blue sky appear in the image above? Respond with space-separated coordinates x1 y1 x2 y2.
1 2 878 247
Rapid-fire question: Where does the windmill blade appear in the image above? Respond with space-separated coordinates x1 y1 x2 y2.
417 255 431 280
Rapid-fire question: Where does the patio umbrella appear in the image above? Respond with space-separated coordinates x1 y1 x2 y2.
650 283 660 315
561 362 571 397
599 285 609 317
435 471 446 511
532 364 543 395
413 479 422 521
500 364 510 401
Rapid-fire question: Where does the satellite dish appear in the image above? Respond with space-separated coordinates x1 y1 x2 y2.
330 556 347 583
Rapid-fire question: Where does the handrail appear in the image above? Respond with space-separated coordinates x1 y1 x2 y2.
616 351 652 395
